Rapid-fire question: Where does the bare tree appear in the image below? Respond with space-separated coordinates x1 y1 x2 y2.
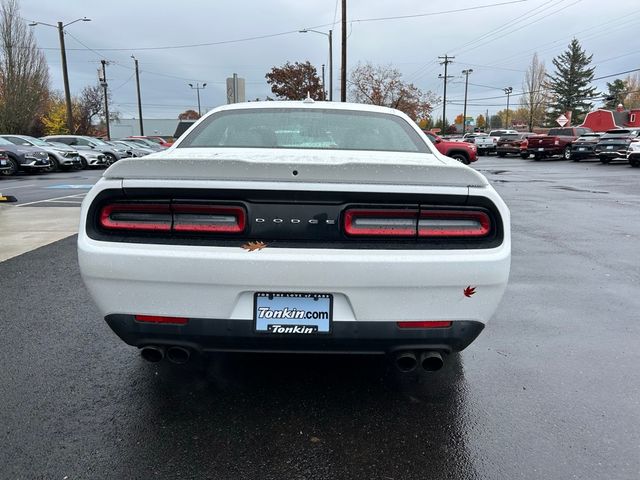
349 62 438 121
520 53 548 131
0 0 50 134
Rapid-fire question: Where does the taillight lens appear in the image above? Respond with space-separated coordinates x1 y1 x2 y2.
100 204 171 231
343 208 491 238
343 208 418 237
418 210 490 237
173 204 246 233
99 203 246 234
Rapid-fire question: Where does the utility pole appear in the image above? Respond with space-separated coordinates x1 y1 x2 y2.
30 18 91 133
132 56 144 136
486 109 489 130
321 64 326 100
462 69 473 134
504 87 513 127
341 0 347 102
100 60 110 140
438 55 454 133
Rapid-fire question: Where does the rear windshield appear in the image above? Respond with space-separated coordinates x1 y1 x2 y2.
177 108 429 153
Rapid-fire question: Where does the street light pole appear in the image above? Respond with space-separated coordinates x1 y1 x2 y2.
299 29 333 101
189 83 207 117
100 60 110 140
341 0 347 102
132 56 144 136
30 17 91 133
462 69 473 134
504 87 513 127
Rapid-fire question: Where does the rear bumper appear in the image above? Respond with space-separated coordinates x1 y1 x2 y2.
105 314 485 354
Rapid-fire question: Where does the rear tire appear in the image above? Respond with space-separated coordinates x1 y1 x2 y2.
599 156 611 164
520 152 530 159
630 159 639 168
563 146 571 160
77 157 88 169
497 152 506 158
104 153 116 167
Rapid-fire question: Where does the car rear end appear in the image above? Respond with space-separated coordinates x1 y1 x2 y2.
596 130 638 164
78 103 510 371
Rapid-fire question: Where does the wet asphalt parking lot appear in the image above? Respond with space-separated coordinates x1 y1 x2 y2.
1 157 639 479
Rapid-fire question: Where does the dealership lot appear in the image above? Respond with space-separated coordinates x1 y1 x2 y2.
1 157 639 479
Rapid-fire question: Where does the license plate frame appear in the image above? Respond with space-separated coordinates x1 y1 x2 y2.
254 292 333 335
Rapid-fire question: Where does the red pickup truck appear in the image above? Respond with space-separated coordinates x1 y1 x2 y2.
423 131 478 164
525 127 592 160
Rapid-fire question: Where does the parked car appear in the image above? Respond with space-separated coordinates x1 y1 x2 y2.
43 141 107 168
128 135 173 148
628 141 640 167
0 134 82 171
123 137 166 151
475 129 518 155
496 133 536 157
462 132 489 144
423 131 478 164
526 127 592 160
0 136 50 175
595 129 640 164
78 101 510 372
42 135 129 165
110 140 154 157
569 132 602 161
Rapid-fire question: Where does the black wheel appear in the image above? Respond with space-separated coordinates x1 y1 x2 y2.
104 153 116 167
1 155 19 176
630 159 639 168
77 157 88 169
46 155 59 172
450 153 470 165
534 153 542 161
599 156 611 164
563 146 571 160
497 152 506 158
520 152 530 159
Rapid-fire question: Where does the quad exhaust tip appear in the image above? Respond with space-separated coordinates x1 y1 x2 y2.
140 345 192 364
394 350 444 372
140 345 165 363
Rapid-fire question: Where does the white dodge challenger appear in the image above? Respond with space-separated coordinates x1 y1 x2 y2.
78 101 510 372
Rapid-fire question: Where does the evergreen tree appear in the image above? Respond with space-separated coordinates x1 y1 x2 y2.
546 39 598 125
604 79 627 109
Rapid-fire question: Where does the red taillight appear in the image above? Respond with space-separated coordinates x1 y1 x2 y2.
343 208 418 237
342 208 491 238
418 210 490 237
99 203 246 234
100 204 172 231
134 315 188 325
397 321 452 329
173 204 246 233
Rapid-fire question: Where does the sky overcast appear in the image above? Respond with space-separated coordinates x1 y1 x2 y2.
19 0 640 121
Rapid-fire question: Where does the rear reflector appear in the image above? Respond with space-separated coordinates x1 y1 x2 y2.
343 208 418 236
134 315 188 325
99 203 246 234
100 204 171 231
396 321 452 329
418 210 490 237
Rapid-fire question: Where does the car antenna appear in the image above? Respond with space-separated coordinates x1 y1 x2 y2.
303 92 314 104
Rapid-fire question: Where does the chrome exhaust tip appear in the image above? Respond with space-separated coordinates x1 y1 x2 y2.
140 345 165 363
166 346 191 364
395 351 418 372
419 351 444 372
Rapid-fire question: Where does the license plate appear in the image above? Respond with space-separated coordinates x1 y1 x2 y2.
578 147 586 151
538 148 544 151
254 292 333 334
0 160 6 166
606 145 613 149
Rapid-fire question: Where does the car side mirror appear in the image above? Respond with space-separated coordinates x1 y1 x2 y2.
434 137 442 144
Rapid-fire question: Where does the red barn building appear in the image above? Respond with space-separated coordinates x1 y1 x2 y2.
579 105 640 132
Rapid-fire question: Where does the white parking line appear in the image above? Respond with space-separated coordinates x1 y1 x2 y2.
16 193 86 207
45 200 85 205
0 183 36 191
